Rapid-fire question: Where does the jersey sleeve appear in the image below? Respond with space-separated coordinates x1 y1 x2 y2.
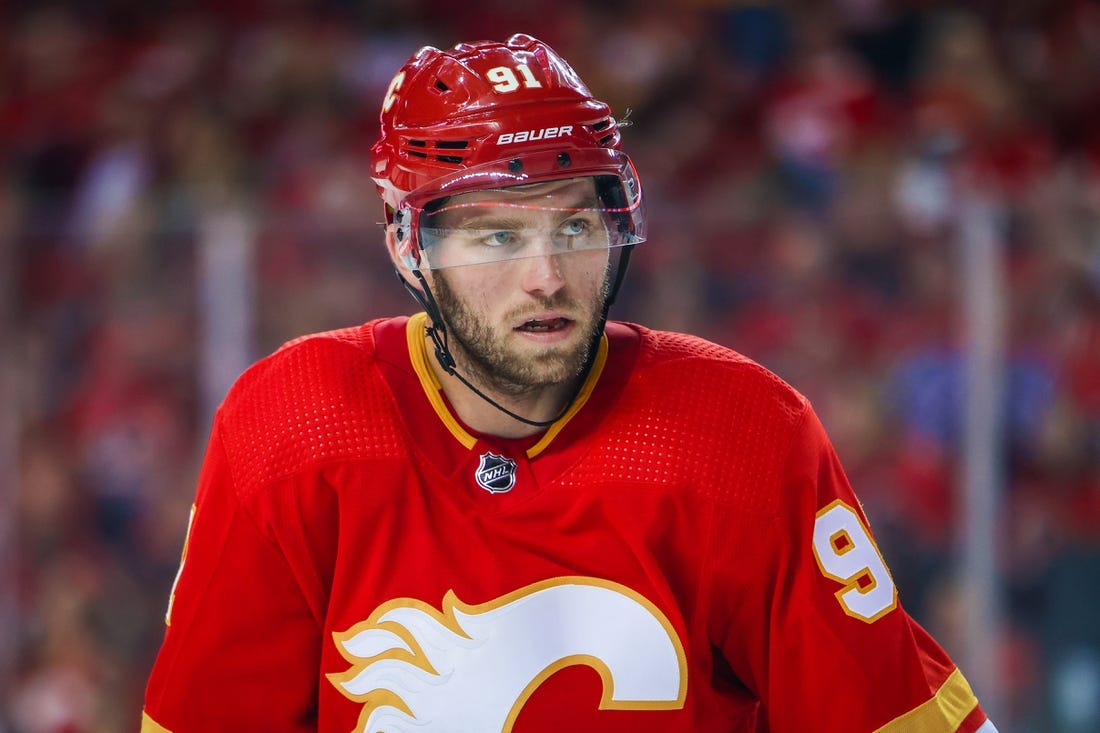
141 416 323 732
711 406 995 733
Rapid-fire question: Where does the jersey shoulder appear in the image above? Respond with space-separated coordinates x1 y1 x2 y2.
215 317 410 500
627 323 808 422
586 323 811 512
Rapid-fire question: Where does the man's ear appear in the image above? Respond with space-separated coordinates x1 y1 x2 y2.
385 225 424 290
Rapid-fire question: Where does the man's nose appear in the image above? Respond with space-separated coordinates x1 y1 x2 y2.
520 235 566 295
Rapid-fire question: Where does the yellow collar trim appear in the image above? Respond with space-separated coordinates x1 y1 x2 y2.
404 312 608 458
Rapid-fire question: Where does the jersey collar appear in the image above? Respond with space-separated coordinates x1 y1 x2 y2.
404 311 609 459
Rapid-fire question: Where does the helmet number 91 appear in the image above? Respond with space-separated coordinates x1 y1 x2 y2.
486 64 542 93
812 500 898 623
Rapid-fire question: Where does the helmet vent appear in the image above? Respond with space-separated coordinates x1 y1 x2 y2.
592 119 612 132
400 137 469 164
434 79 450 92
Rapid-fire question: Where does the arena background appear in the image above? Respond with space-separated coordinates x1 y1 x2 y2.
1 1 1098 731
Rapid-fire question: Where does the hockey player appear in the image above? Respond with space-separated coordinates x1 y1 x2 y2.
142 33 999 733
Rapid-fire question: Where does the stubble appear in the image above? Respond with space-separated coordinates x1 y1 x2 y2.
431 269 608 396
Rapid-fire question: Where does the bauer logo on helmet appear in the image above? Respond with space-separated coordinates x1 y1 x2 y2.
496 125 574 146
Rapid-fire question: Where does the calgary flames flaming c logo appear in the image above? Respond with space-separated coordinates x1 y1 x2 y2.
328 577 687 732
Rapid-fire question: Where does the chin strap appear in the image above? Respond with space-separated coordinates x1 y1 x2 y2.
397 245 633 430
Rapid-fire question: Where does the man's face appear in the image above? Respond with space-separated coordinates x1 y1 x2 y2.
423 177 612 395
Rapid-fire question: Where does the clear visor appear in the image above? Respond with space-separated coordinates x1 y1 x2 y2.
396 150 645 269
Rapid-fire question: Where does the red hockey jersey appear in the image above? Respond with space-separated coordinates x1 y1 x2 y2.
142 314 994 732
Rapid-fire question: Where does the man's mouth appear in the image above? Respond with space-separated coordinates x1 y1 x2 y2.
516 317 572 333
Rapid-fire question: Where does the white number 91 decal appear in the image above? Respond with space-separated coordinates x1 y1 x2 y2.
486 64 542 93
812 500 897 622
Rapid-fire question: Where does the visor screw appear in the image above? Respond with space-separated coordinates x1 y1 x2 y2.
557 152 572 167
508 158 523 173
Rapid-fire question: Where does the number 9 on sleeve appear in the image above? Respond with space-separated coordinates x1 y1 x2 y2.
812 500 898 623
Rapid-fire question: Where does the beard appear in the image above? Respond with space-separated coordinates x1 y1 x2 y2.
431 269 609 396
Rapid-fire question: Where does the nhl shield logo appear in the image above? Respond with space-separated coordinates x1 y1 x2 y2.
475 452 518 494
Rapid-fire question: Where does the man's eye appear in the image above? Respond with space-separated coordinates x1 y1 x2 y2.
479 230 518 247
560 219 589 237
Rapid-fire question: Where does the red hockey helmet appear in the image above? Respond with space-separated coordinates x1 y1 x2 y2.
371 33 645 269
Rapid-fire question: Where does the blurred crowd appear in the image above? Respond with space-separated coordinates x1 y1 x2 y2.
2 1 1099 731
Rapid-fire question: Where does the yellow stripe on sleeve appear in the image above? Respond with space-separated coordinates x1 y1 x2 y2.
874 668 980 733
141 712 172 733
